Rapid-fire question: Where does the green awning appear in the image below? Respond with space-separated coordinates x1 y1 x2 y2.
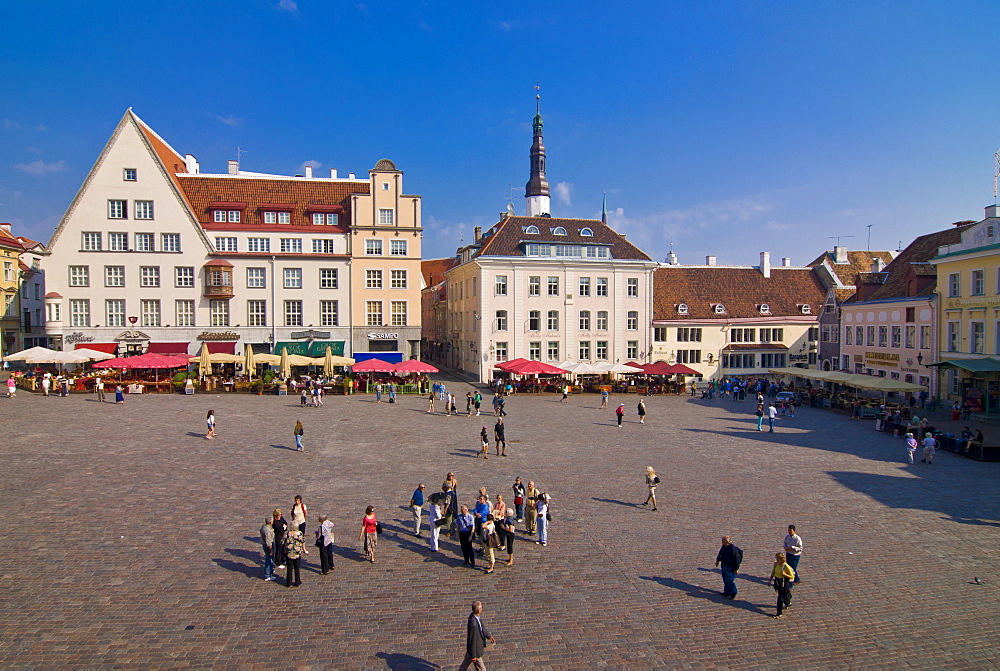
274 341 345 357
926 358 1000 373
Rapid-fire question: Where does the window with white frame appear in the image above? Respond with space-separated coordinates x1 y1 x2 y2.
82 232 102 251
226 210 241 222
284 268 302 289
495 275 508 296
547 276 559 296
528 276 540 296
972 269 985 296
366 301 382 326
247 267 266 288
867 326 876 346
528 310 541 331
248 300 267 327
140 266 160 288
280 238 302 254
108 200 126 219
920 325 931 349
579 341 591 360
366 239 383 256
971 321 985 354
139 299 159 327
161 233 180 252
596 340 609 360
627 278 639 297
547 310 559 331
320 300 338 327
209 300 229 326
626 311 639 330
123 168 136 181
378 209 394 225
264 211 291 224
366 269 383 289
109 232 128 251
948 272 961 297
390 239 407 256
547 341 559 361
678 349 702 364
215 237 237 252
135 200 154 220
904 325 915 348
135 232 153 252
579 310 591 330
69 265 89 287
390 300 407 326
390 270 407 289
596 277 608 296
105 265 125 287
214 210 228 223
596 311 609 330
106 299 125 327
284 300 303 326
47 302 60 322
319 268 338 289
174 266 194 288
247 238 270 253
176 300 195 327
495 342 508 362
528 342 541 360
891 325 901 348
677 327 702 342
495 310 508 331
313 239 336 254
947 322 960 352
878 326 888 347
579 277 590 297
69 299 89 327
822 324 839 343
627 341 639 359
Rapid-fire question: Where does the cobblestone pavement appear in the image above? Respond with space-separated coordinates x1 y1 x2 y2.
1 385 998 669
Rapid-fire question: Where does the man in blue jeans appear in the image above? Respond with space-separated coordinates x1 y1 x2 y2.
260 516 275 581
715 536 743 599
768 402 778 432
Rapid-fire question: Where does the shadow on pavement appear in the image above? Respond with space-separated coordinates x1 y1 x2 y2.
639 575 770 615
212 555 259 578
592 497 639 508
375 652 441 670
332 544 368 563
696 566 770 586
269 444 298 451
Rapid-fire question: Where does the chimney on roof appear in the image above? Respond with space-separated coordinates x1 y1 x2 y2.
227 160 239 175
184 154 200 174
782 257 791 267
986 205 1000 219
0 223 10 234
706 255 716 266
760 251 771 278
348 172 356 179
474 226 482 243
666 250 678 265
872 258 885 272
833 245 848 264
305 165 313 179
330 168 338 179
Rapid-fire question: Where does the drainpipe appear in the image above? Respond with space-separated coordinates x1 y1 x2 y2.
270 256 276 352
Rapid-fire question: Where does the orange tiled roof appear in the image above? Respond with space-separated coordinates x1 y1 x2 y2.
475 215 651 261
0 226 25 251
422 257 458 286
808 249 896 288
653 266 827 321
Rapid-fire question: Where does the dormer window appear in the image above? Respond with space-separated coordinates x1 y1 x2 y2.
580 227 594 237
799 304 812 314
523 225 540 234
713 304 726 315
677 303 689 315
551 226 567 236
759 303 771 315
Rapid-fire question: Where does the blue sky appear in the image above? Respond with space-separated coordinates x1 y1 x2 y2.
3 1 1000 266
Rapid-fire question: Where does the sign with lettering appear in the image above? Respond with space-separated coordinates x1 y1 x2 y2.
197 331 239 341
65 332 95 344
115 330 151 341
944 297 1000 310
290 330 332 340
865 351 899 367
367 332 399 340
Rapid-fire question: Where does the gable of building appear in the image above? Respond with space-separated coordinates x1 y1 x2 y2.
475 215 652 261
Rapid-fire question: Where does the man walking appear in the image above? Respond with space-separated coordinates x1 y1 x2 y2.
784 524 802 583
95 377 106 403
523 480 540 535
459 600 495 671
410 483 425 537
494 417 507 457
600 387 609 409
457 505 477 567
260 516 275 581
714 536 743 599
767 402 778 432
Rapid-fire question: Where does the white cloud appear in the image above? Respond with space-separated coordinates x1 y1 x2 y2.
278 0 298 11
3 118 19 130
15 159 68 176
499 20 520 31
214 114 243 127
35 124 47 131
554 181 573 206
301 159 322 169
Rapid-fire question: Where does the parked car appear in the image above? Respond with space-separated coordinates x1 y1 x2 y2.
775 391 802 406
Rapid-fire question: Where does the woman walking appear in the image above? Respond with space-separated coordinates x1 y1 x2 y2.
483 514 499 574
535 492 550 547
905 432 918 464
642 466 659 510
359 506 379 563
205 410 216 440
272 509 288 569
637 399 646 424
293 420 304 451
291 494 308 533
512 477 526 522
428 493 443 551
767 552 796 618
284 524 306 587
480 426 489 460
316 514 335 574
114 385 125 404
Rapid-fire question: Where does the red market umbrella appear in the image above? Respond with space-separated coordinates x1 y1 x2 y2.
638 361 675 376
351 358 398 373
503 359 567 375
495 358 529 371
393 359 439 374
99 353 190 369
667 363 700 376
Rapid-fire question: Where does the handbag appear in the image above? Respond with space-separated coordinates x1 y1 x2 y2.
545 512 552 522
488 532 501 549
375 522 383 535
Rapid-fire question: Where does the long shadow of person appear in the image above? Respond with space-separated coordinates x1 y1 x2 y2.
639 575 770 616
212 556 260 578
592 497 640 508
374 651 441 670
696 566 770 586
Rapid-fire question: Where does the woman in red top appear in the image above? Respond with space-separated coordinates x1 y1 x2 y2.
358 506 378 563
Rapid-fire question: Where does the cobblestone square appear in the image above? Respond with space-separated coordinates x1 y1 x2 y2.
1 385 997 669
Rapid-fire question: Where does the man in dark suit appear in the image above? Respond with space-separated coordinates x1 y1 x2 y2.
459 600 495 670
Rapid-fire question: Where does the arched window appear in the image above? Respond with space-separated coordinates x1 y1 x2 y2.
677 304 689 315
551 226 567 236
580 227 594 237
523 225 540 234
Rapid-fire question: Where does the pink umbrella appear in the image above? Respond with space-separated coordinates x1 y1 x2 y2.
495 358 529 371
394 359 439 374
351 358 398 373
667 363 700 376
503 359 567 375
99 353 190 369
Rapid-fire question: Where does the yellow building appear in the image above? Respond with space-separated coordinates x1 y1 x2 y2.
929 205 1000 413
0 225 25 356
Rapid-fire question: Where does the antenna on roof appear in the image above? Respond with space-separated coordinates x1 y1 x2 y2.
236 146 247 166
827 235 855 247
504 183 515 214
994 148 1000 203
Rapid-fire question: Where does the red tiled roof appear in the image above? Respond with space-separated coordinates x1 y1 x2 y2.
808 249 896 288
177 175 367 231
653 267 827 321
422 257 458 286
475 216 651 261
0 226 25 251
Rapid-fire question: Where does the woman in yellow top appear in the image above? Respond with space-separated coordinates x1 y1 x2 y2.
767 552 796 618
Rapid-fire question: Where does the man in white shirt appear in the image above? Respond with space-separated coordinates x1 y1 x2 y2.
767 403 778 432
784 524 803 583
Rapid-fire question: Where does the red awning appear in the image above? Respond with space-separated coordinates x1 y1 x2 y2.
503 360 567 375
206 342 237 354
352 359 397 373
394 359 440 374
147 342 190 356
77 343 118 354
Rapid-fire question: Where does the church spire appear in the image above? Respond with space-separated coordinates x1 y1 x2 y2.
601 192 607 224
525 83 551 217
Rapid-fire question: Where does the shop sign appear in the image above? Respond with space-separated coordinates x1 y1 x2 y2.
197 331 240 341
291 330 331 340
945 296 1000 310
115 330 151 342
788 354 808 362
865 351 899 367
367 332 399 340
65 332 95 344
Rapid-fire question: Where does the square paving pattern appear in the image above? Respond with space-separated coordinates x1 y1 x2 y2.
1 388 998 669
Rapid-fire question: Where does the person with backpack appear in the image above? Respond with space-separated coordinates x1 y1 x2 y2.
293 420 304 451
641 466 659 510
715 536 743 599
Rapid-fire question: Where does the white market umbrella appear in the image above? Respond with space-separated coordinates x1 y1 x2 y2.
73 348 117 361
4 346 61 362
